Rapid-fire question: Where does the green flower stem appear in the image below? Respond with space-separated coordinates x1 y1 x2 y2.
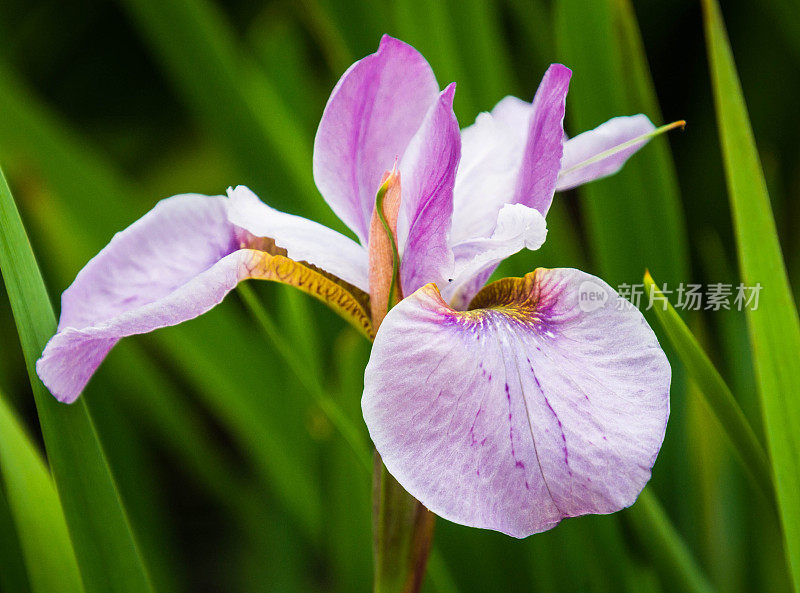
372 452 436 593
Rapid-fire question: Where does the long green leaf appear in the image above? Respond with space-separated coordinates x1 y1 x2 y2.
0 393 84 593
237 283 372 472
0 483 32 593
390 0 476 119
446 0 516 111
0 167 153 593
644 272 773 503
702 0 800 588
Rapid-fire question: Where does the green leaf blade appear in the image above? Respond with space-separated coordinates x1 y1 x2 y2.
702 0 800 588
0 167 154 593
628 490 716 593
0 393 84 593
554 0 689 287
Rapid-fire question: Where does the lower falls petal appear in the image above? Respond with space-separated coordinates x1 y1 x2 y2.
362 267 670 537
37 192 372 403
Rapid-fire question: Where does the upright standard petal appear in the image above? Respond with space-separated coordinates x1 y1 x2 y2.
450 65 570 244
313 35 440 245
512 64 571 216
450 96 529 243
397 84 461 295
556 115 656 191
443 204 548 310
363 268 670 537
227 185 369 292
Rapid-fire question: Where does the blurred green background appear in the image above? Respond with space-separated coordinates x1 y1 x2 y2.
0 0 798 591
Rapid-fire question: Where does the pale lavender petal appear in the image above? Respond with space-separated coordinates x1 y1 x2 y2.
450 65 570 244
397 84 461 295
442 204 547 310
36 194 250 403
227 186 369 292
56 194 237 331
313 35 440 244
556 115 656 191
363 268 670 537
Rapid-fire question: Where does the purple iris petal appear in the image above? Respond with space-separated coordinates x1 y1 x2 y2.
362 268 670 537
513 64 571 217
227 185 369 291
397 84 461 295
37 194 243 402
556 114 656 191
313 35 440 245
36 188 372 403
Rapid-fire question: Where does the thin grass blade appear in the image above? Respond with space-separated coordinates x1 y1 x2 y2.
0 392 83 593
644 272 773 503
628 489 716 593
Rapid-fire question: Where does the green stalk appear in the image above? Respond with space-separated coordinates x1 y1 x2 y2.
373 454 436 593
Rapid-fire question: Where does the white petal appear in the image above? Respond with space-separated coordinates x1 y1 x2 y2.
442 204 547 309
227 186 369 292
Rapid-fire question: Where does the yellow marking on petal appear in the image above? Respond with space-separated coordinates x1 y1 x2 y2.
243 250 375 340
468 271 542 312
453 270 549 327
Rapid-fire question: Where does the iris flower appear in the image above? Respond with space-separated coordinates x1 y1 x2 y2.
37 36 670 537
